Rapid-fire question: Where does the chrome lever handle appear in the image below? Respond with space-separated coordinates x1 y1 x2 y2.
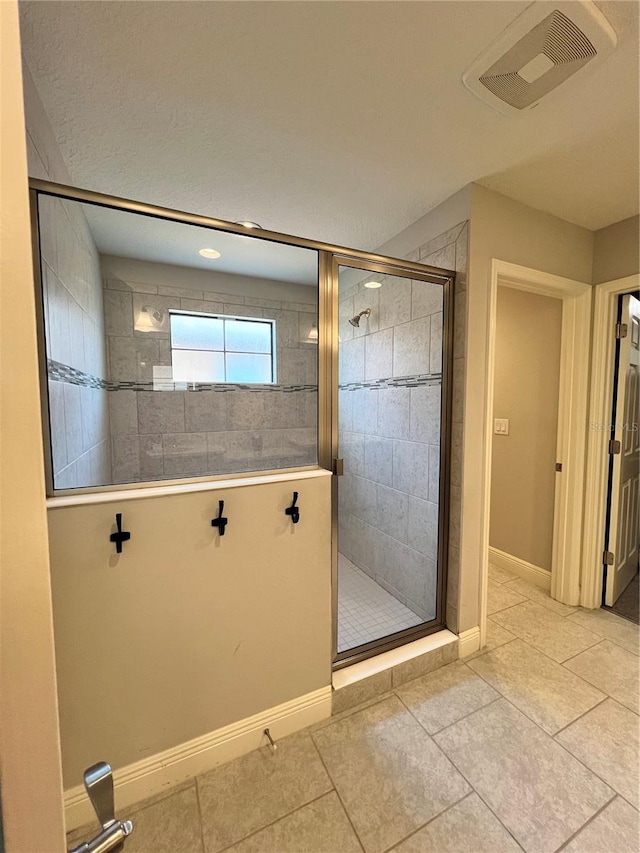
68 762 134 853
84 762 115 829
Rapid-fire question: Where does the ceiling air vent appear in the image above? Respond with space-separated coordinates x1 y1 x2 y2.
462 0 617 115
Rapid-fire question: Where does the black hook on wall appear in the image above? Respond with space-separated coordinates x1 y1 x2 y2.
211 500 228 536
109 513 131 554
285 492 300 524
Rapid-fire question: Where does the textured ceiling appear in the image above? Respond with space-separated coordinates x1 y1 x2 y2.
19 1 640 253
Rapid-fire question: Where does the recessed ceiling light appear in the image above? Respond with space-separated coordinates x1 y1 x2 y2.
237 221 262 229
364 280 382 289
199 248 221 259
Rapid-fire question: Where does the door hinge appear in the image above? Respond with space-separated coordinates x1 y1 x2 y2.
333 458 344 476
615 323 628 339
609 439 621 454
603 550 615 566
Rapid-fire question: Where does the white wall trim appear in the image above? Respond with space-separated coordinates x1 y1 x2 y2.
488 547 551 590
64 685 331 831
480 260 591 647
458 626 481 657
582 273 640 608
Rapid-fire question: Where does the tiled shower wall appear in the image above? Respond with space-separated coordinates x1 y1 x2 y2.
103 265 318 482
38 199 111 489
338 274 443 621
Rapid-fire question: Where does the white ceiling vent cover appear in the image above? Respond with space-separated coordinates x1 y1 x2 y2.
462 0 617 115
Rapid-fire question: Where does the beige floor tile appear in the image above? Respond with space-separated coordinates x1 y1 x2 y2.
562 797 640 853
491 600 601 663
389 793 522 853
467 639 605 734
333 670 392 714
556 699 640 809
122 785 203 853
434 699 613 853
197 732 332 853
487 579 527 615
396 660 499 734
465 619 516 660
564 640 640 713
391 641 458 688
222 792 364 853
312 695 470 853
489 564 518 584
503 577 578 617
567 608 640 656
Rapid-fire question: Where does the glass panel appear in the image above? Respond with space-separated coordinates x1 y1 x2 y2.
336 265 444 657
172 350 225 383
171 314 223 351
224 318 272 354
225 352 272 384
35 193 318 491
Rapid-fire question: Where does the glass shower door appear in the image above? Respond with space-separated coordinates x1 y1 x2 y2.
334 259 450 663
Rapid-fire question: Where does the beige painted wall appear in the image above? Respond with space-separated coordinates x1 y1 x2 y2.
490 288 563 570
463 185 594 631
0 3 66 849
592 215 640 285
48 473 331 786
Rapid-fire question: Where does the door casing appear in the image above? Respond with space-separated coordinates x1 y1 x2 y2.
480 260 592 646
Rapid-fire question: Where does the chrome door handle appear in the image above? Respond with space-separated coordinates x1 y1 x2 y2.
68 762 134 853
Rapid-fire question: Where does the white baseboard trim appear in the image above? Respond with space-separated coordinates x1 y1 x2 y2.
458 626 481 657
489 547 551 590
65 685 332 831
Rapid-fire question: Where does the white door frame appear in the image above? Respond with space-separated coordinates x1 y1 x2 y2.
479 260 592 645
581 273 640 608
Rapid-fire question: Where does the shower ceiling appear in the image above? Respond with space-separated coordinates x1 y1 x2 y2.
19 1 639 247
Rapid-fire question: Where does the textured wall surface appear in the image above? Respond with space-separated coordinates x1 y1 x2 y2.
103 260 318 482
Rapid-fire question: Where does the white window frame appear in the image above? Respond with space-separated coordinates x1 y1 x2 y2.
169 309 277 384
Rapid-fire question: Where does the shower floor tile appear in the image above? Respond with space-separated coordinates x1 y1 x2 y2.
337 555 423 653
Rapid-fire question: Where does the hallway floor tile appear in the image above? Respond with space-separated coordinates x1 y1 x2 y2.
67 585 639 853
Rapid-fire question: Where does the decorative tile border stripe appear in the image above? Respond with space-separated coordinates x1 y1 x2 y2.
47 360 317 393
339 373 441 391
48 360 109 389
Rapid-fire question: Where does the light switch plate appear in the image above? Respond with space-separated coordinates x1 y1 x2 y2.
494 418 510 435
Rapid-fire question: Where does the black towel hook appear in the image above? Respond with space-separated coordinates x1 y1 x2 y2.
285 492 300 524
211 499 228 536
109 513 131 554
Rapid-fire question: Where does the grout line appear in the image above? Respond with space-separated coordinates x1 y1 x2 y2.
193 775 207 853
307 733 366 853
378 791 475 853
554 793 618 852
213 789 337 853
551 696 610 738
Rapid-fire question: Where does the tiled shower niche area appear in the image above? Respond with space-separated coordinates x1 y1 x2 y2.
337 266 444 653
37 194 319 489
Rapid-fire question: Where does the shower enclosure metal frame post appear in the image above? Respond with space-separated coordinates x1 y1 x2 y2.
329 255 455 668
28 179 454 669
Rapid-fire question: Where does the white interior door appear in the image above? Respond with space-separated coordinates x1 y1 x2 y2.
605 293 640 605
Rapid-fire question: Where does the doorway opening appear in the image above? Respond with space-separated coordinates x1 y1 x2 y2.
480 261 592 644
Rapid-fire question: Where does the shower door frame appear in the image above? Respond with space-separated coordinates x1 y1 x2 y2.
327 255 455 669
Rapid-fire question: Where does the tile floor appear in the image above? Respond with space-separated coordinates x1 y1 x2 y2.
337 555 423 653
67 567 639 853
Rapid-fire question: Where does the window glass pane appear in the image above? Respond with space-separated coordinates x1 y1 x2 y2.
171 314 223 351
225 352 272 383
224 318 272 354
172 350 225 382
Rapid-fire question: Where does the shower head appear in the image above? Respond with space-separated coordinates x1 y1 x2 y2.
349 308 371 327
